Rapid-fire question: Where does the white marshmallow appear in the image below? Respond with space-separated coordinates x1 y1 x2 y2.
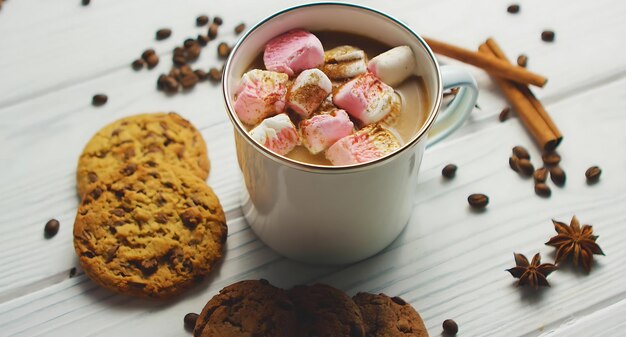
367 46 416 87
249 114 299 156
322 46 367 80
287 69 332 118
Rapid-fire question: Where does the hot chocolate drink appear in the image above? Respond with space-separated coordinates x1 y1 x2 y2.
233 29 429 166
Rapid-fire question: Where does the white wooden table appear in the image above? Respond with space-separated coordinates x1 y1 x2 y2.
1 1 625 336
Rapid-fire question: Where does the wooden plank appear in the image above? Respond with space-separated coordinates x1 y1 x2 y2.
544 298 626 337
0 0 625 111
0 71 624 337
1 0 626 335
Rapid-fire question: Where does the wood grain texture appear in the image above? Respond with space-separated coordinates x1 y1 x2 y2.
0 0 625 336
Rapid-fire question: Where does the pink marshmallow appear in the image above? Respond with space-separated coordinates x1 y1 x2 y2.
300 109 354 154
287 69 332 118
332 72 400 125
325 125 401 165
234 69 289 125
263 29 324 77
249 114 299 156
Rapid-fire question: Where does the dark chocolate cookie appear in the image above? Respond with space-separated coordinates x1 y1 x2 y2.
73 160 226 298
76 112 209 196
353 292 428 337
289 283 365 337
194 279 298 337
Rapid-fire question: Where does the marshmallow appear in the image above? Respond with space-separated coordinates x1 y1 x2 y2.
325 124 401 165
367 46 416 87
249 114 299 156
234 69 289 125
287 69 332 118
322 45 367 80
333 72 401 125
300 109 354 154
263 29 324 77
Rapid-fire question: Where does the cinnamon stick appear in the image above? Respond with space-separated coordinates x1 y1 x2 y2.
485 38 562 150
424 37 548 88
479 42 562 151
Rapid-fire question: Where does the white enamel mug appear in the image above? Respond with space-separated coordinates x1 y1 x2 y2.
223 2 478 265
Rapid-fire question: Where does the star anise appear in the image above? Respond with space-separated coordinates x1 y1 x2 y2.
545 216 604 273
506 253 558 289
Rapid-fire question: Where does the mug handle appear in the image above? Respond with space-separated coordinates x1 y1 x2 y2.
426 65 479 147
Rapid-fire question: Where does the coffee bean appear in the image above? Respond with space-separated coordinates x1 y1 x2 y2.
442 319 459 335
512 146 530 160
169 67 181 80
442 164 457 179
184 313 199 331
535 183 551 197
509 156 520 172
196 15 209 26
208 23 218 39
213 16 223 25
184 38 196 49
159 75 179 93
173 46 186 57
173 54 187 66
82 0 90 6
468 194 488 209
506 4 520 14
145 53 159 69
156 28 172 40
197 34 209 46
180 73 199 89
517 54 528 67
92 94 108 106
44 219 60 238
131 59 144 70
585 166 601 184
141 49 155 61
180 65 193 76
185 42 201 61
208 67 222 82
533 167 548 183
499 107 511 122
234 23 246 35
550 166 566 186
69 267 77 278
517 159 534 177
541 30 555 42
542 151 561 166
194 69 208 81
217 42 231 58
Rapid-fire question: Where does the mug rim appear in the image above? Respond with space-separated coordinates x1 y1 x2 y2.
222 1 443 173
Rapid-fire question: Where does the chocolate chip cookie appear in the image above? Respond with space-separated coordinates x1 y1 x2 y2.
289 284 365 337
73 160 227 298
76 112 209 196
353 292 428 337
194 279 298 337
